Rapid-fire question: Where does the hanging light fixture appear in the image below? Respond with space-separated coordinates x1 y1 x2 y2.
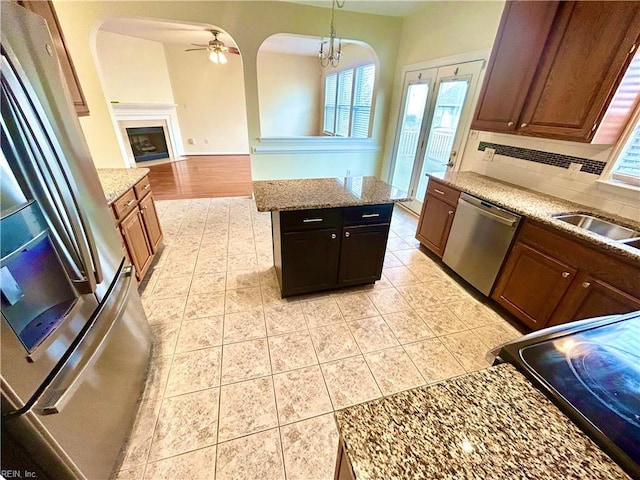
319 0 345 68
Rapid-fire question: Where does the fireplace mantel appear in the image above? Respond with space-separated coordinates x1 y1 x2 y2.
111 103 185 166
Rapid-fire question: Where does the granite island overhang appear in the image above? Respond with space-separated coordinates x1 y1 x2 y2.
252 177 409 298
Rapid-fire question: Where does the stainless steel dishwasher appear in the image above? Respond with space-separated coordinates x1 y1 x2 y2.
442 193 521 296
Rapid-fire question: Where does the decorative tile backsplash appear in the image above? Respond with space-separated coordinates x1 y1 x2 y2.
478 142 607 175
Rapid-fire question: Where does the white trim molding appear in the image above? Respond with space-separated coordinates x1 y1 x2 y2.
111 103 186 167
252 136 380 154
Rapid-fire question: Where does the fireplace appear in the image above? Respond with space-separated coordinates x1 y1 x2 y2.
125 126 170 162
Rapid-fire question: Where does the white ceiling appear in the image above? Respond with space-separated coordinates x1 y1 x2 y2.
99 1 426 55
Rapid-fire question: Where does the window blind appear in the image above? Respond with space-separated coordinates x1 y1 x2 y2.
613 120 640 185
335 69 353 137
351 64 375 138
324 73 338 134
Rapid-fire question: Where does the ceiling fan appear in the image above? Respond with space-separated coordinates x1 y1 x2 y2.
185 30 240 64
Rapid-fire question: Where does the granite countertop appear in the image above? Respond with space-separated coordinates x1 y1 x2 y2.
252 176 409 212
433 172 640 262
335 363 629 480
96 168 149 204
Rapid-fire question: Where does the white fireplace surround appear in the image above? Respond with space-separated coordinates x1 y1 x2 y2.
111 103 185 167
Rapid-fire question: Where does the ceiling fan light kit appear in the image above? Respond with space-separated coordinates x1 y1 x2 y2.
185 29 239 64
319 0 345 68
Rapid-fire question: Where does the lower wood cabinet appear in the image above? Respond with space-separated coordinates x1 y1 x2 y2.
110 175 163 282
416 178 461 257
492 219 640 330
120 208 153 280
273 204 392 297
281 228 340 297
338 224 388 286
493 242 577 329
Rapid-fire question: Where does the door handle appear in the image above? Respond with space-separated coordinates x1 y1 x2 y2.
40 264 135 414
345 232 350 237
361 213 380 218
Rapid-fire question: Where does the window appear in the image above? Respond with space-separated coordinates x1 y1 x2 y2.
611 120 640 186
323 64 375 137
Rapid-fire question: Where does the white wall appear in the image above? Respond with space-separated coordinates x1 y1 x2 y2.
52 0 402 174
95 31 174 104
163 44 249 155
257 52 320 137
460 131 640 221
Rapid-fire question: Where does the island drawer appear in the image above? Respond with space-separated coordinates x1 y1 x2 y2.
343 204 393 226
280 208 342 232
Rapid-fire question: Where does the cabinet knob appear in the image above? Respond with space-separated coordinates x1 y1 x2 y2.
331 233 336 239
561 272 570 278
582 282 591 288
507 121 514 127
448 210 453 215
345 232 350 238
520 123 528 128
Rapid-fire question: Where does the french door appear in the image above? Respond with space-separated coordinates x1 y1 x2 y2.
390 60 483 213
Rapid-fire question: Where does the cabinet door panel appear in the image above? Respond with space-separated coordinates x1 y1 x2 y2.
492 243 576 330
520 2 640 141
552 275 640 325
415 194 455 257
281 228 340 296
139 194 163 253
471 1 559 132
120 209 152 281
338 224 389 286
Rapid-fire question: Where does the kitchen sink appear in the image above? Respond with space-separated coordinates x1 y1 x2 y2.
553 214 640 241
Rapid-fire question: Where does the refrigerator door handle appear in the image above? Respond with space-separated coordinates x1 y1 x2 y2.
39 265 135 415
1 55 101 292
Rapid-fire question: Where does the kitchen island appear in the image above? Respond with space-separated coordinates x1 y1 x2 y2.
253 177 408 297
334 363 629 479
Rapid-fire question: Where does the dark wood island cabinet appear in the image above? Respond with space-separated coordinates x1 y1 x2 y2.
253 177 407 298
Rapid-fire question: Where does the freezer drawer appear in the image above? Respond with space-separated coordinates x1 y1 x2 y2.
3 263 151 479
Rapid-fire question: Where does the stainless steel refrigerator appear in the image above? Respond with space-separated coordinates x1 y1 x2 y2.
1 3 152 479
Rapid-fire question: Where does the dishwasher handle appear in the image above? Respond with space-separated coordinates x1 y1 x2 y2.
458 195 518 227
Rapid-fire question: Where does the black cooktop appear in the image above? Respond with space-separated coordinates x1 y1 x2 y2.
499 312 640 479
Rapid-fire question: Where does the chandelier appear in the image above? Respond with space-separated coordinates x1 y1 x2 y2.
319 0 345 68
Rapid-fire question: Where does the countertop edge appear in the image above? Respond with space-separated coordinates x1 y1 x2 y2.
97 168 150 204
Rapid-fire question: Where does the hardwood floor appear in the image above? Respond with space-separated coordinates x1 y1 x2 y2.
145 155 252 200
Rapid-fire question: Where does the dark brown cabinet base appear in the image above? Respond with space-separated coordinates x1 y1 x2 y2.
272 204 393 297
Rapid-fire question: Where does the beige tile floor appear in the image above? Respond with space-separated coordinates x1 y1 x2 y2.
112 197 524 480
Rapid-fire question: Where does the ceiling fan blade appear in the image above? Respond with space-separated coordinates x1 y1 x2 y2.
190 43 209 47
228 46 240 55
185 48 208 52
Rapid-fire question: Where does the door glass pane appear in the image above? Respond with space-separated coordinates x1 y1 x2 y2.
415 79 469 201
391 83 430 192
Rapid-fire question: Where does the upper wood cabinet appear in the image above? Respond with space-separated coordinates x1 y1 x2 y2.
17 0 90 116
472 1 640 142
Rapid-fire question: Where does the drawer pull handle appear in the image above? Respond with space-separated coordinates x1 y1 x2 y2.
345 232 350 237
143 184 150 190
582 282 591 288
303 218 323 223
448 210 453 215
561 272 570 278
362 213 380 218
125 199 135 207
331 233 336 239
434 189 445 195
